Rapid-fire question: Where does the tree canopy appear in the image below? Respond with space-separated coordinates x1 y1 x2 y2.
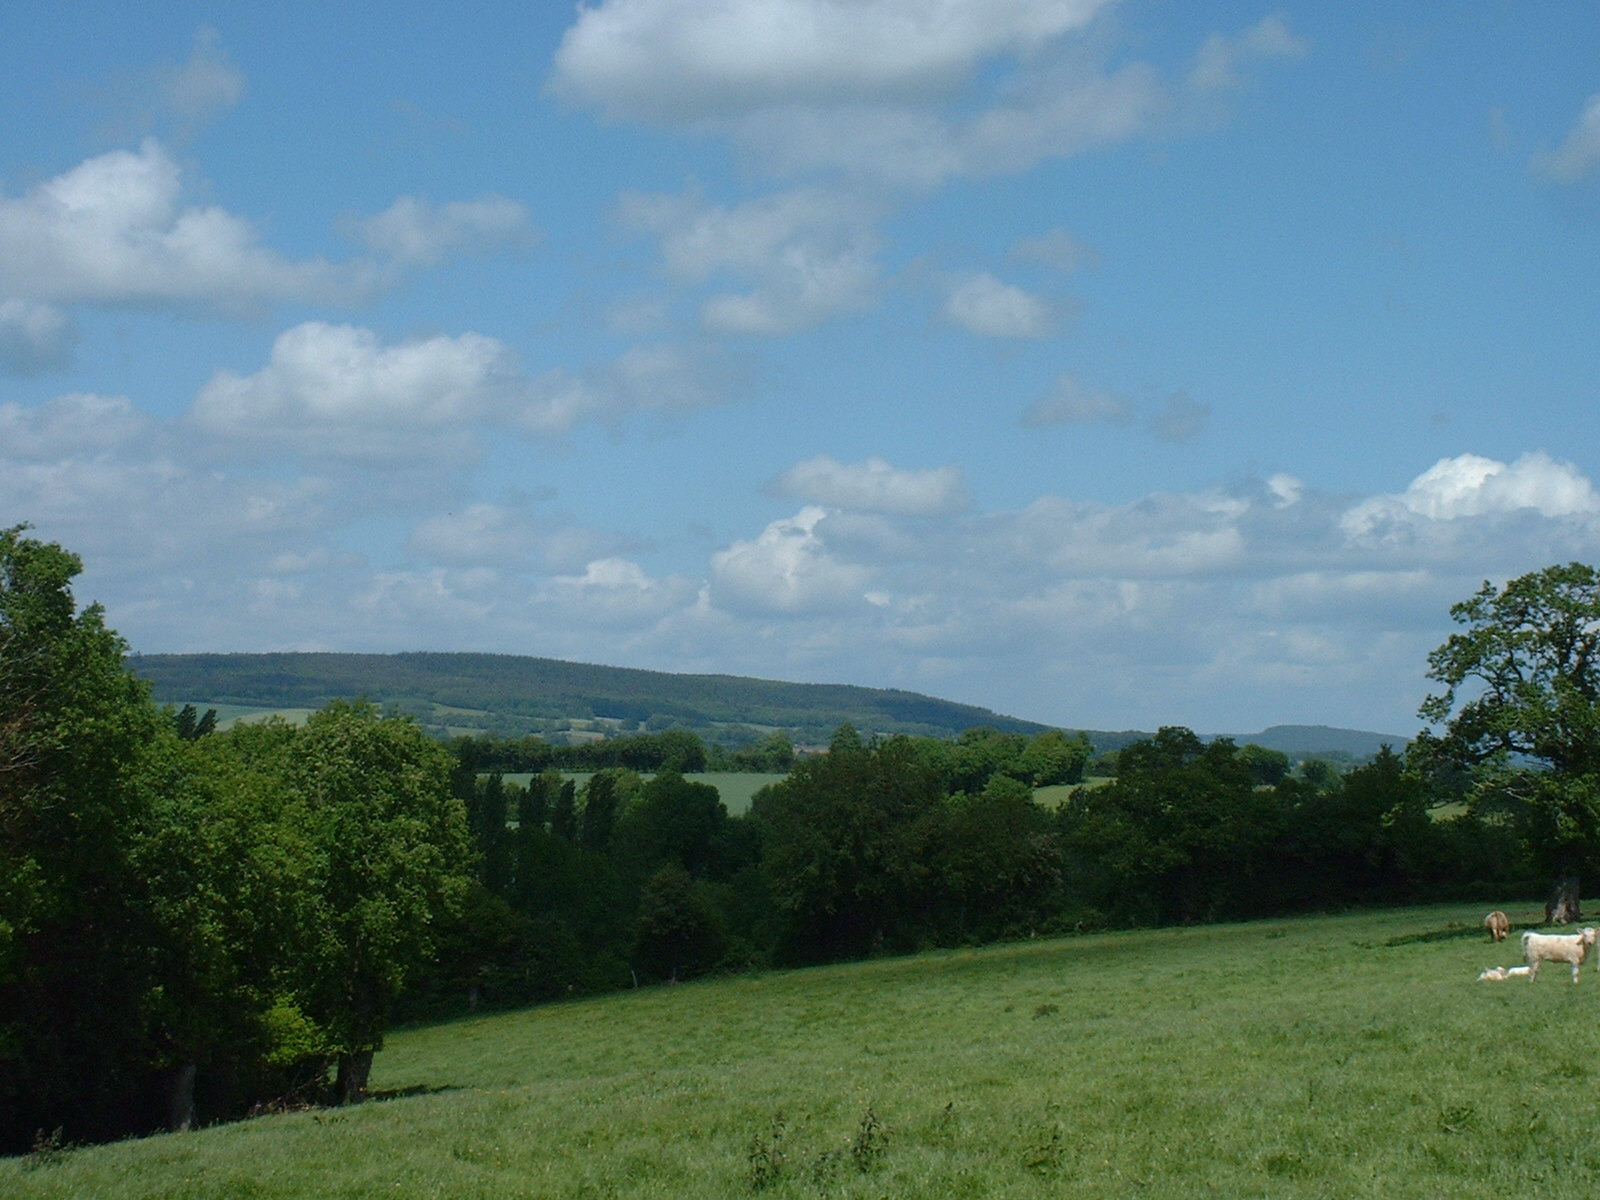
1417 562 1600 911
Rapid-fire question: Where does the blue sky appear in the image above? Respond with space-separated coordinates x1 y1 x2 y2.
3 2 1597 737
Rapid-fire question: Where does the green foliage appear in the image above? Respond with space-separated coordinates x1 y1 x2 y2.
1062 728 1286 924
1419 562 1600 776
279 702 474 1087
1418 562 1600 882
0 526 167 1148
632 864 728 982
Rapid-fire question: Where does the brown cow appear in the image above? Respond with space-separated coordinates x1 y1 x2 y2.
1485 910 1511 942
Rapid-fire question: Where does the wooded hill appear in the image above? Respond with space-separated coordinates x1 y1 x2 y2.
128 651 1408 758
128 651 1052 746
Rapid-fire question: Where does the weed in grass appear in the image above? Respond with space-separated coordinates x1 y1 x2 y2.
746 1111 787 1191
21 1127 72 1171
1032 1002 1059 1019
850 1104 887 1174
1023 1122 1064 1176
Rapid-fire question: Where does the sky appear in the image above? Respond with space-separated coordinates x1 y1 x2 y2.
2 2 1598 738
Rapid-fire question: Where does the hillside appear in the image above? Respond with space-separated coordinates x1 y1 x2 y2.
1 904 1579 1199
129 651 1410 755
128 650 1054 745
1223 723 1411 760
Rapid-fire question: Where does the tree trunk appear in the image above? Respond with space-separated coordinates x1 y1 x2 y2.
165 1063 197 1132
336 1050 373 1105
1546 876 1582 924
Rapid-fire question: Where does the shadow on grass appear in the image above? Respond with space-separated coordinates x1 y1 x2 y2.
369 1084 460 1104
1382 925 1496 947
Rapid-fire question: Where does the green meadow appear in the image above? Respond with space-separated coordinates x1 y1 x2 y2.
6 902 1596 1199
498 771 786 816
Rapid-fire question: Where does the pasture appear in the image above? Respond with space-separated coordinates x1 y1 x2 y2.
6 902 1597 1199
498 771 786 816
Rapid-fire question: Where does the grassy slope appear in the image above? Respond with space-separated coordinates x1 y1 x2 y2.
6 902 1591 1199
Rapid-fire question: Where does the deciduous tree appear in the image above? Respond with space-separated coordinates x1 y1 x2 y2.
1417 562 1600 918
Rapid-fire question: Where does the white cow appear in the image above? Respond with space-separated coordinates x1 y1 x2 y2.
1521 927 1599 982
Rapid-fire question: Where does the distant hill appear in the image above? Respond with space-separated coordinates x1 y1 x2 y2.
1223 724 1411 761
128 651 1410 758
127 651 1054 746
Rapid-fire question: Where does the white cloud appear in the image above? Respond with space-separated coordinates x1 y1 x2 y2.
710 505 875 614
0 300 76 374
159 26 245 121
1530 93 1600 184
188 323 739 460
941 272 1059 338
554 2 1301 190
766 455 969 516
740 59 1167 187
1188 14 1308 93
1022 372 1134 426
190 322 522 461
408 503 542 568
1266 473 1303 507
354 195 538 266
518 342 741 434
1342 452 1600 538
1008 227 1099 273
0 141 374 309
550 0 1115 123
0 392 156 459
620 186 881 333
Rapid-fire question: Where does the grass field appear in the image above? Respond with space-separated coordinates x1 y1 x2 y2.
5 902 1596 1198
497 771 786 816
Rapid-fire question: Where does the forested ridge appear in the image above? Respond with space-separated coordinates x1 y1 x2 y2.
129 650 1053 745
9 526 1600 1155
130 650 1405 761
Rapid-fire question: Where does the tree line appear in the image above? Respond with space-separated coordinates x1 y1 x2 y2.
7 522 1600 1151
1 528 474 1152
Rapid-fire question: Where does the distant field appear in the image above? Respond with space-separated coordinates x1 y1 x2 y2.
496 771 785 815
5 901 1587 1199
162 702 317 730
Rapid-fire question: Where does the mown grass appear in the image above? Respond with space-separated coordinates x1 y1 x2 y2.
6 902 1597 1198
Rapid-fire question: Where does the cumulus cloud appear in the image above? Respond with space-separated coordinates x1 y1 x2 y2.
766 455 969 516
550 0 1115 123
553 2 1301 189
1530 93 1600 184
1022 372 1134 427
620 186 881 333
0 392 157 459
0 141 539 315
353 194 539 266
1342 452 1600 538
190 322 522 461
186 323 739 460
940 272 1060 338
0 141 375 309
0 300 77 374
710 505 875 614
